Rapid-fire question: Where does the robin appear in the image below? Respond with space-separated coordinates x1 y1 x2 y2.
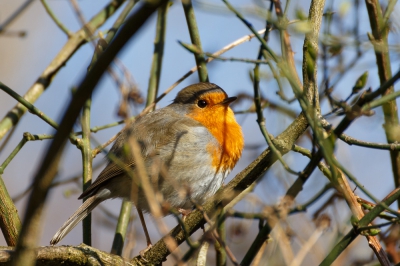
50 82 244 248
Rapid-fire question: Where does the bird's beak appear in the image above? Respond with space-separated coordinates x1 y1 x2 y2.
220 96 237 106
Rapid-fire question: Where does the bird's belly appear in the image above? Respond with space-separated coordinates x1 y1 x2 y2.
117 129 230 214
130 164 228 214
164 169 228 210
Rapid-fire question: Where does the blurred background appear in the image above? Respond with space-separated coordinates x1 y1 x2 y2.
1 0 400 264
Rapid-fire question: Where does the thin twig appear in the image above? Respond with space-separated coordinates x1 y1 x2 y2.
0 82 59 131
92 132 121 158
0 0 34 33
340 133 400 150
110 199 133 255
40 0 72 36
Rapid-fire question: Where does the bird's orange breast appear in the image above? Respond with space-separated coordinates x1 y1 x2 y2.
187 94 244 172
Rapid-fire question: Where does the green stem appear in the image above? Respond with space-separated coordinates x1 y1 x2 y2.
361 188 400 228
319 229 358 266
80 97 93 246
382 0 398 27
362 73 400 111
0 174 21 246
111 199 132 255
0 82 59 130
0 135 28 175
147 1 169 107
182 0 209 82
40 0 72 36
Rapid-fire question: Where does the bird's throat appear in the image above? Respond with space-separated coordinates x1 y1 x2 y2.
189 107 244 172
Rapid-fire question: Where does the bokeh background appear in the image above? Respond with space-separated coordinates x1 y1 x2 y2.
1 0 400 264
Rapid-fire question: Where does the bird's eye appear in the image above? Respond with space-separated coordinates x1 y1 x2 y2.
197 100 207 108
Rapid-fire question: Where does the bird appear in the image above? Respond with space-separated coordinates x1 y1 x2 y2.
50 82 244 247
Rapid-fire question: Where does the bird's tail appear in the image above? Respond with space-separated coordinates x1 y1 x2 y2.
50 195 102 245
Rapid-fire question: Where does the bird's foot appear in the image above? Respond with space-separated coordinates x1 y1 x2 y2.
139 243 153 261
178 208 192 221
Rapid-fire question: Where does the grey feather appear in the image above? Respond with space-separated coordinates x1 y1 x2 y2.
50 195 104 245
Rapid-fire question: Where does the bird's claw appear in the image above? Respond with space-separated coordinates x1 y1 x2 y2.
139 243 153 261
178 208 192 221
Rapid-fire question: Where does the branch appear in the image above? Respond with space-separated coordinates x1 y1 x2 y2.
365 0 400 209
182 0 209 82
0 244 133 265
0 82 59 130
340 133 400 150
146 1 169 107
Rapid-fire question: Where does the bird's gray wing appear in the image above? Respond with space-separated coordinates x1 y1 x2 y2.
78 109 210 199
